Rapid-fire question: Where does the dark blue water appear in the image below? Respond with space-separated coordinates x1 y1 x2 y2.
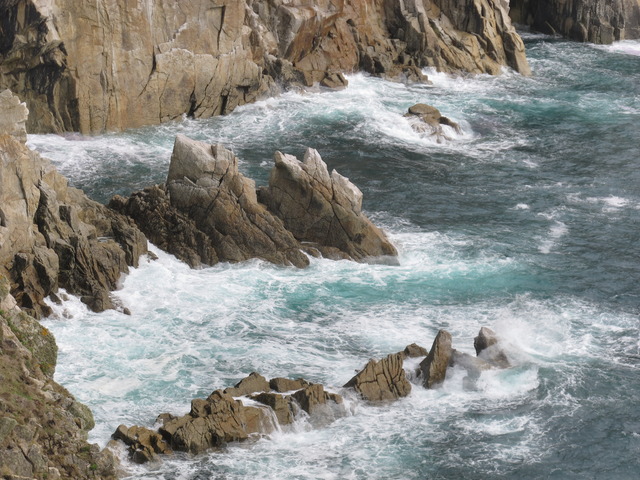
35 35 640 479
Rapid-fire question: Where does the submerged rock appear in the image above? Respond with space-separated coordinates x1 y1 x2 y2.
405 103 462 142
344 353 411 402
258 148 398 263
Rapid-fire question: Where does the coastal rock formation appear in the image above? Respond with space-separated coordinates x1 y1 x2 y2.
0 0 529 134
405 103 462 142
344 352 411 402
113 373 344 461
418 329 453 388
0 90 147 316
510 0 640 43
0 276 118 479
111 136 397 267
258 148 398 262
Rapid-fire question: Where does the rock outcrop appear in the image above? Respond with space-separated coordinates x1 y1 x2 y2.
0 275 118 479
418 329 453 388
474 326 510 368
510 0 640 43
258 148 398 263
112 373 344 462
111 136 397 267
0 91 148 316
344 352 411 402
0 0 529 134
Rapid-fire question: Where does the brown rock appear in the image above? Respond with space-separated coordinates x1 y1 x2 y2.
258 148 398 263
419 330 453 389
405 103 462 142
224 372 271 397
269 377 311 392
402 343 429 359
291 384 343 415
344 352 411 402
252 392 295 425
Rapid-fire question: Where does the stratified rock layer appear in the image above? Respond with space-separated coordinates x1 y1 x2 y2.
0 91 147 316
0 0 530 134
112 136 397 267
344 353 411 402
510 0 640 43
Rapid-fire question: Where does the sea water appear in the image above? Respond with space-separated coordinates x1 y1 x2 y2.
33 34 640 479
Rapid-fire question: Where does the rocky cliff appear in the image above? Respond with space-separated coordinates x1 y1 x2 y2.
510 0 640 43
0 90 133 479
0 0 529 134
0 89 147 317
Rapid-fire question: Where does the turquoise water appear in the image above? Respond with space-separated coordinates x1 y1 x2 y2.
34 35 640 479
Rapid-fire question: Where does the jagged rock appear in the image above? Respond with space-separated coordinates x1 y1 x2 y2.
418 330 453 389
258 148 398 263
344 352 411 402
224 372 271 397
405 103 462 142
474 326 510 368
510 0 640 44
0 277 118 479
0 89 28 143
0 0 529 134
402 343 429 359
113 137 397 267
269 377 311 392
113 135 309 268
0 90 147 316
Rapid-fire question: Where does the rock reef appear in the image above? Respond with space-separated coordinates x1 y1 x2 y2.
0 0 529 134
111 135 397 267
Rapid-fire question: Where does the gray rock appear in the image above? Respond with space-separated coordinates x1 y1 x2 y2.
474 327 510 368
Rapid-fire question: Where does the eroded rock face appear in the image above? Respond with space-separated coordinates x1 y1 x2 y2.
344 352 411 402
0 91 147 316
0 0 529 134
418 329 453 388
510 0 640 43
258 148 398 263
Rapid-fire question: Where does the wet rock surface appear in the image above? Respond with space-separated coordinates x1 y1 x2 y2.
344 353 411 402
405 103 462 142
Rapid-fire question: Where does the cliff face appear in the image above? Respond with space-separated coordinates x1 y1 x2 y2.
510 0 640 43
0 89 147 317
0 0 529 134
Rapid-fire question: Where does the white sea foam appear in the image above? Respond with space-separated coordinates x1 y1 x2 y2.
598 39 640 57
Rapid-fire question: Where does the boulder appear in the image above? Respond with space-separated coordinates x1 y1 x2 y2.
291 384 343 415
405 103 462 142
112 424 172 464
269 377 311 393
258 148 398 263
474 326 510 368
418 330 453 389
344 353 411 402
252 392 295 425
